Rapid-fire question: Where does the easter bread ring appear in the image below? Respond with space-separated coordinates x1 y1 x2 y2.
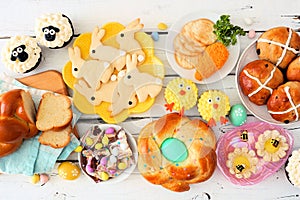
137 113 217 192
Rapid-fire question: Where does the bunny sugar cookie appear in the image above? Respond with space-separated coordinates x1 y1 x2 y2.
62 19 164 123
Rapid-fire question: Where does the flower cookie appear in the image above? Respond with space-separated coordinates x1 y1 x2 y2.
255 129 289 162
226 147 258 179
62 19 164 123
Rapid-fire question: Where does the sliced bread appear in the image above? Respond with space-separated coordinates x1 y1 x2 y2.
36 92 72 131
38 125 72 148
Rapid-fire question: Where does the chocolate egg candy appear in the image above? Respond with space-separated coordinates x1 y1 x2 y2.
58 161 80 180
229 104 247 126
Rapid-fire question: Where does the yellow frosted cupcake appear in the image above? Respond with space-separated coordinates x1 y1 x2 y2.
164 78 198 112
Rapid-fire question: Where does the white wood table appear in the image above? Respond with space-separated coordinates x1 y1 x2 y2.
0 0 300 199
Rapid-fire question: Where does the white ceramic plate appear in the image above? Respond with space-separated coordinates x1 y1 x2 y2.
235 40 300 126
165 11 240 84
78 124 138 184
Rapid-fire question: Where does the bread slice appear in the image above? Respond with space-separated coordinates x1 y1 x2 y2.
36 92 72 131
38 125 72 148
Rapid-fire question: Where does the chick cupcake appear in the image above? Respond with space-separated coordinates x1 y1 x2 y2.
286 149 300 188
35 13 74 49
1 35 42 73
164 77 198 113
198 90 230 127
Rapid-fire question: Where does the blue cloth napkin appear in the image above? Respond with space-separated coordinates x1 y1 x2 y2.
0 76 81 176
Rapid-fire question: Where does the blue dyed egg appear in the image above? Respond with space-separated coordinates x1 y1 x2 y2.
229 104 247 126
151 32 159 41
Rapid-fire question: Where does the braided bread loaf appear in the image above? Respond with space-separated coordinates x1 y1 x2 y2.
0 89 38 157
138 113 216 192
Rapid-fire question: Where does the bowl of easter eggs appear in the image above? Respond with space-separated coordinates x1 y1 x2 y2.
78 124 138 183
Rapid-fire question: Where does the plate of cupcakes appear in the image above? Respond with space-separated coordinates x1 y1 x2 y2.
236 26 300 126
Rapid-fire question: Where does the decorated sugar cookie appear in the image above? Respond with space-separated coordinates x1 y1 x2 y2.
1 35 42 73
226 147 258 179
62 19 164 123
197 90 230 127
35 13 74 49
255 129 289 162
164 77 198 113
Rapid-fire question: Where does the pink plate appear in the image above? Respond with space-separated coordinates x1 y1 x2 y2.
216 121 294 186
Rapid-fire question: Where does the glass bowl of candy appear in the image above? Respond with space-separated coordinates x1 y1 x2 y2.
78 124 138 183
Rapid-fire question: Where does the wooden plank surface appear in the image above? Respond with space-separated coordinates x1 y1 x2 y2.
0 0 300 199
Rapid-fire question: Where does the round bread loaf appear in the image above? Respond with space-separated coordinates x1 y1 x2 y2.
239 60 284 105
256 27 300 69
267 81 300 124
137 113 216 192
287 57 300 81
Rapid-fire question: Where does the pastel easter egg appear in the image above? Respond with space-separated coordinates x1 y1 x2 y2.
105 127 115 135
151 32 159 41
157 22 168 30
118 162 127 170
58 162 81 180
229 104 247 126
31 174 40 184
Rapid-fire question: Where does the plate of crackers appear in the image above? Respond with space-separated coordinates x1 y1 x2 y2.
165 11 240 84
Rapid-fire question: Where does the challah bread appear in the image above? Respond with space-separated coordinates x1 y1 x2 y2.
38 125 72 148
138 113 217 192
0 89 38 157
256 27 300 69
36 92 72 131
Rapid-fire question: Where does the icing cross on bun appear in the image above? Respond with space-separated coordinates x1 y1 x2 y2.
267 81 300 124
239 60 284 105
138 113 217 192
256 27 300 69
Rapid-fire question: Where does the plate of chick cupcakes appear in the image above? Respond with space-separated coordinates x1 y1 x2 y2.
236 26 300 126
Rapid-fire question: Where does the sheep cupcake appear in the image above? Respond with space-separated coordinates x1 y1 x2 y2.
1 35 42 73
35 13 74 49
286 149 300 188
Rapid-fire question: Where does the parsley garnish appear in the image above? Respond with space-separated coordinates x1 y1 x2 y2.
213 15 246 46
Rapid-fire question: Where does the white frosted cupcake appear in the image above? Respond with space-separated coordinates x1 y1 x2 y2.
35 13 74 49
1 35 42 73
286 149 300 188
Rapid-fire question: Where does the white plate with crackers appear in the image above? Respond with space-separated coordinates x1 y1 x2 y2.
236 40 300 126
165 11 240 84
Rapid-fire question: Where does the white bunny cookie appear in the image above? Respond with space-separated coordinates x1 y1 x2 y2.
89 27 126 71
116 18 146 64
68 46 113 89
110 54 162 116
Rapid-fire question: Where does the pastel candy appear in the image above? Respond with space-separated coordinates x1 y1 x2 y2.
102 135 109 146
111 147 119 156
100 157 108 166
118 162 127 170
105 127 115 135
157 22 168 30
100 172 109 181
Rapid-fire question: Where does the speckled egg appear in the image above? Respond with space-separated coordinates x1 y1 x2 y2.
58 162 81 180
229 104 247 126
